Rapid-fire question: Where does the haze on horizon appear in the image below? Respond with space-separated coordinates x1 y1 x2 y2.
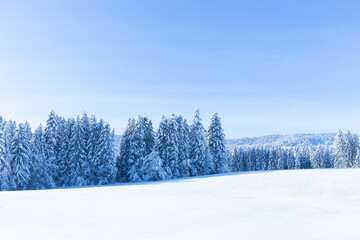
0 0 359 138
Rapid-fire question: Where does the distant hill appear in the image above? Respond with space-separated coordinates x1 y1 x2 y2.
226 133 336 149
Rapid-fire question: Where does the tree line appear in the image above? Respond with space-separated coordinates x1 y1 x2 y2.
0 109 358 191
0 110 228 191
229 130 360 172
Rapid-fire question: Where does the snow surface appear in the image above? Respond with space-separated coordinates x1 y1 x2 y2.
1 169 360 240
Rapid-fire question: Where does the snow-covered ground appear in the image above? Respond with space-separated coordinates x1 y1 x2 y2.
1 169 360 240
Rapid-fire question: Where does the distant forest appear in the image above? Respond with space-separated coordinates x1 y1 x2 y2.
0 110 357 191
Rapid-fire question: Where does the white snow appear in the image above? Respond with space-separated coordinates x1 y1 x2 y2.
1 169 360 240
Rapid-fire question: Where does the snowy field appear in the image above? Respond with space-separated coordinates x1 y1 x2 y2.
1 169 360 240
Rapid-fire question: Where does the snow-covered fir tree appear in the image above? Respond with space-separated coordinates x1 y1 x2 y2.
139 151 170 181
154 115 180 178
231 148 243 172
10 123 32 190
333 130 347 168
354 148 360 168
287 149 296 169
117 116 155 182
55 118 72 186
189 111 213 175
176 115 195 178
28 124 55 190
344 131 358 168
310 146 322 169
116 118 135 182
67 116 88 186
268 147 277 170
44 111 60 178
92 121 116 185
207 113 229 173
0 117 15 191
81 113 92 182
86 116 100 185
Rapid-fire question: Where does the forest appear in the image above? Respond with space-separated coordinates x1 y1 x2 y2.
0 110 357 191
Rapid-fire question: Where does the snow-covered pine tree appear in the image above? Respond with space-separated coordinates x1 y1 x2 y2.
255 147 261 171
10 123 32 190
287 149 295 169
260 148 268 170
323 147 333 168
55 118 72 186
127 117 148 182
139 151 170 181
310 146 322 169
143 117 155 156
344 131 358 168
207 113 229 174
268 147 277 170
176 115 194 178
354 147 360 168
24 121 32 142
0 117 15 191
92 121 116 185
247 148 256 171
117 116 155 182
189 109 212 175
4 120 16 158
154 115 180 178
275 148 284 170
44 111 60 178
86 116 100 185
351 134 359 167
67 116 88 186
333 130 347 168
116 118 135 182
79 113 93 183
28 124 55 190
302 145 312 169
231 148 241 172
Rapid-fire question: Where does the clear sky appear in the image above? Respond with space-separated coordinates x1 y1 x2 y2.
0 0 359 138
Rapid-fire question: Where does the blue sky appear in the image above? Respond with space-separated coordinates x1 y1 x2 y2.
0 0 359 138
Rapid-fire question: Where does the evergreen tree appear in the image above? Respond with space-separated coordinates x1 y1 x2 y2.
344 131 358 167
81 113 92 183
143 117 155 156
154 115 180 178
189 110 211 175
44 111 60 178
268 148 277 170
139 151 170 181
67 116 88 186
247 148 256 171
0 117 15 191
55 118 72 186
10 123 32 190
28 124 55 190
354 148 360 168
176 115 194 177
333 130 347 168
276 147 285 170
323 147 333 168
207 113 229 173
287 149 295 169
116 118 136 182
118 116 155 182
86 116 100 184
92 121 116 185
231 148 244 172
310 146 322 169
